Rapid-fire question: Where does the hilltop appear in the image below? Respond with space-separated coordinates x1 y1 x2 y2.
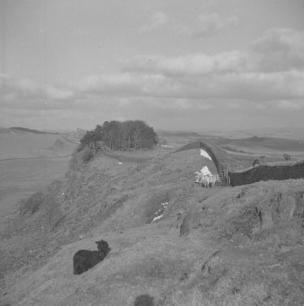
1 132 304 305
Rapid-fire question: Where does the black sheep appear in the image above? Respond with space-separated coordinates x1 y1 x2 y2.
73 239 110 275
134 294 154 306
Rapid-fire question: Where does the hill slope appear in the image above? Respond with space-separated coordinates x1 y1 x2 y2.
1 146 304 305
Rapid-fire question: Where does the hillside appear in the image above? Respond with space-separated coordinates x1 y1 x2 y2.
218 136 304 154
0 129 76 239
0 127 77 160
1 140 304 305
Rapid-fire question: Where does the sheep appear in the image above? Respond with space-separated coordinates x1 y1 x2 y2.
252 159 260 167
134 294 154 306
206 174 219 187
197 173 219 188
73 239 110 275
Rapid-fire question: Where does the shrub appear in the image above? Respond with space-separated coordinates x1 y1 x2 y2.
283 153 291 161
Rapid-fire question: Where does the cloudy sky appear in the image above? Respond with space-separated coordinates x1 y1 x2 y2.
1 0 304 131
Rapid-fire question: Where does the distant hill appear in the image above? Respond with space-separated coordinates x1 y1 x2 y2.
9 127 59 135
157 130 201 138
0 128 64 160
218 136 304 152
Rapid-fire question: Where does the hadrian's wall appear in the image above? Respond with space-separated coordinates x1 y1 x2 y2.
176 140 304 187
175 140 230 183
228 161 304 186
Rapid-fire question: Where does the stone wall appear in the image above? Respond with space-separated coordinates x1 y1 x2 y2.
229 161 304 186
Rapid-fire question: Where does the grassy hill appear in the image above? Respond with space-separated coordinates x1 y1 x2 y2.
1 135 304 305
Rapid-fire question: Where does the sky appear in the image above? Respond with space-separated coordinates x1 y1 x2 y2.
0 0 304 132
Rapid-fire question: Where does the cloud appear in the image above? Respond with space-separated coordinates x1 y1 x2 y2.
123 51 247 76
73 69 304 103
120 28 304 102
0 75 76 110
177 13 239 37
2 27 304 129
195 13 238 37
277 100 304 111
44 85 74 100
138 11 238 37
75 73 176 98
127 28 304 77
139 12 169 33
251 28 304 72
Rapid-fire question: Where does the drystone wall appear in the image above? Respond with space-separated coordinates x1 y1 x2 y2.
229 161 304 186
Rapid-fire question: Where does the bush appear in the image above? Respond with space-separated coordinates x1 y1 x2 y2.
283 153 291 161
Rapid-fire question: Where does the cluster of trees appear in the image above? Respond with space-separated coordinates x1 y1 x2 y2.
79 120 158 151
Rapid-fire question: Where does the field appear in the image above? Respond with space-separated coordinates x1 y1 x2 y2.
1 129 304 305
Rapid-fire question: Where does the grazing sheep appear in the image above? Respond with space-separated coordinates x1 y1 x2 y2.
252 159 260 167
134 294 154 306
73 239 110 275
196 174 219 188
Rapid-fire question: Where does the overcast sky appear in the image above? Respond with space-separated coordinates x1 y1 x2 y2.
0 0 304 131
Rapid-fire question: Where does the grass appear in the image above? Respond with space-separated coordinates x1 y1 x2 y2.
2 131 304 305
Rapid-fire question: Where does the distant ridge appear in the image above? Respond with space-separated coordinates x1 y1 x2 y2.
9 127 59 135
157 130 201 137
218 136 304 152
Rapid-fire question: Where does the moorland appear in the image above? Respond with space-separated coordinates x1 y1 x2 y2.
1 126 304 305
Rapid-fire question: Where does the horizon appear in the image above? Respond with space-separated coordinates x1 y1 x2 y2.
1 0 304 131
3 123 304 140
